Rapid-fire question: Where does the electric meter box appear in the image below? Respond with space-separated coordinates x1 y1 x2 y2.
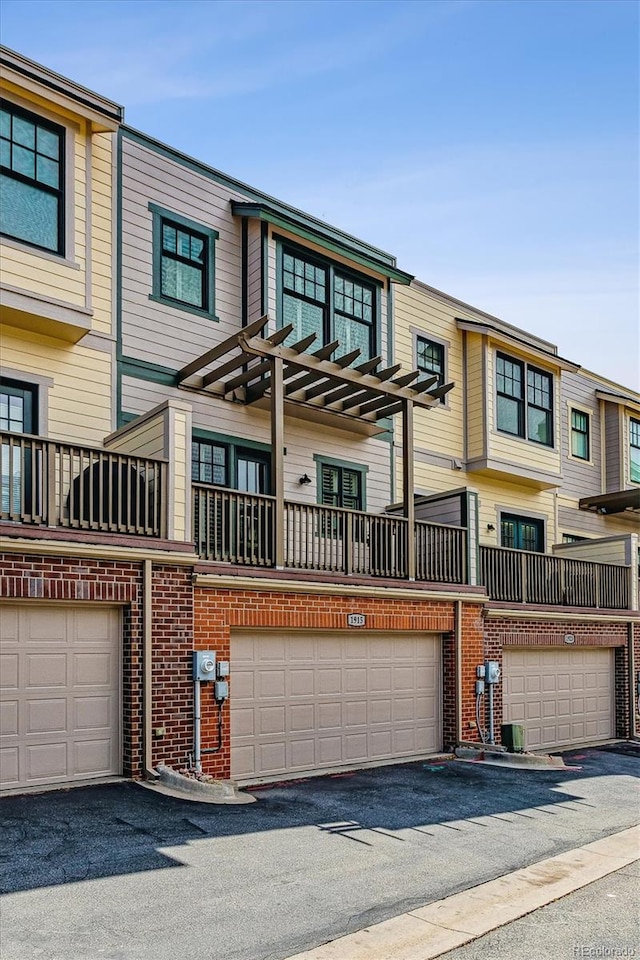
485 661 501 684
193 651 216 682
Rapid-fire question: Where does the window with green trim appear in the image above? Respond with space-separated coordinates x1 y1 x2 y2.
320 463 363 511
570 409 590 460
0 102 64 254
630 418 640 483
496 353 553 447
500 514 544 552
280 242 377 361
149 204 218 319
191 437 270 493
416 336 444 386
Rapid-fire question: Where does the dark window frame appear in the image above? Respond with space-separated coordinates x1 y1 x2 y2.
570 408 590 461
499 513 545 553
630 417 640 484
496 352 554 447
149 203 219 321
0 100 65 255
191 433 271 494
277 238 380 362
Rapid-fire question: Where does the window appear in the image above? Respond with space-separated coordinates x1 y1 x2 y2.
149 203 218 319
496 353 553 446
320 463 363 511
631 418 640 483
280 242 377 361
0 102 64 254
500 514 544 552
416 336 445 395
1 378 38 518
562 533 587 544
191 437 270 493
570 409 590 460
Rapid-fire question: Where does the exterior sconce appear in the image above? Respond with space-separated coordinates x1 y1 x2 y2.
487 523 495 531
299 474 312 485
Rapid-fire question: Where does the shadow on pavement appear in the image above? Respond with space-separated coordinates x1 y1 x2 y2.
1 744 637 895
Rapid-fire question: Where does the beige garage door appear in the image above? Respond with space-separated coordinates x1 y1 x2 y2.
0 605 120 791
231 631 441 782
503 647 614 751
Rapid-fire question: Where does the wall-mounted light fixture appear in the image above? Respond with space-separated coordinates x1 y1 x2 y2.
299 474 312 485
487 523 495 531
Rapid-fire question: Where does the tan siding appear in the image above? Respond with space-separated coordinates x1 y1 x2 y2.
247 218 263 323
1 326 112 445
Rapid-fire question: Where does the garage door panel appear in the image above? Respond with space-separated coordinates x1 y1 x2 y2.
0 654 18 689
0 606 120 790
231 631 441 780
503 647 613 751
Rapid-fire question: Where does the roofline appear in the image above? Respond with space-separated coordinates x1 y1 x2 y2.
456 318 580 371
122 125 410 278
0 45 123 125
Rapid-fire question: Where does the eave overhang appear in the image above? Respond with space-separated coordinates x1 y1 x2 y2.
595 390 640 415
579 489 640 515
231 201 413 285
1 45 124 131
177 315 451 436
456 318 579 372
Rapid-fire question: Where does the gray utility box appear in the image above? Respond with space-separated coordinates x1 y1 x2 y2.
501 723 525 753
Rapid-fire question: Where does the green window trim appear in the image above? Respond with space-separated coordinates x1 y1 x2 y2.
192 430 272 493
313 454 368 512
0 101 65 255
277 237 381 363
630 417 640 484
500 513 545 553
570 408 590 460
148 202 219 321
496 352 554 447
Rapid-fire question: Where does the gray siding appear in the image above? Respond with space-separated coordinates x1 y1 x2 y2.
604 402 621 491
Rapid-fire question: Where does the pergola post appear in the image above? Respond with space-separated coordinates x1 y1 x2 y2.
271 356 285 568
403 398 416 581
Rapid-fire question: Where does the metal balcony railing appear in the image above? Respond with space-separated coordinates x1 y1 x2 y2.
479 544 630 609
193 485 468 583
1 431 167 537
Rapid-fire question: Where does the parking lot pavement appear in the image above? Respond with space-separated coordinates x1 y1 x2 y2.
1 744 639 960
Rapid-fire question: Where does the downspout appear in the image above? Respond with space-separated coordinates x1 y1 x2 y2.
455 599 463 745
143 559 158 780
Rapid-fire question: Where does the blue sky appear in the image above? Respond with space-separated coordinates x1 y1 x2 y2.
3 0 638 387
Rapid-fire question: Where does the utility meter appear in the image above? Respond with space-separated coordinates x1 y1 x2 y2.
485 661 501 684
193 650 216 682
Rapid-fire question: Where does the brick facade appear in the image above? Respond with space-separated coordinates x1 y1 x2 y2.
483 616 633 745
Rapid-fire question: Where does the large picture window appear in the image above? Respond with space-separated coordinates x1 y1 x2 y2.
630 418 640 484
149 203 218 320
280 242 377 362
0 102 64 254
496 353 553 447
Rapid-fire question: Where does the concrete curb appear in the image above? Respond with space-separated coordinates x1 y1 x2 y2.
455 746 567 768
150 764 256 804
284 825 640 960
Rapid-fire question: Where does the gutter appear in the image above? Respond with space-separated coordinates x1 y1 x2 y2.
142 559 158 781
455 599 463 745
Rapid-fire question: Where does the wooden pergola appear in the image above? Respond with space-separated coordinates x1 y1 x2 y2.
177 316 453 577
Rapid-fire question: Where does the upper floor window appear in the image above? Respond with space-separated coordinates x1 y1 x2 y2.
280 242 377 361
192 437 270 494
570 409 590 460
562 533 588 543
496 353 553 447
500 513 544 552
149 203 218 320
630 418 640 483
0 102 64 254
319 462 363 511
416 336 445 387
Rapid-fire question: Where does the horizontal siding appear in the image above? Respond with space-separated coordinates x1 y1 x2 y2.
107 416 165 459
604 403 621 491
559 371 602 498
1 325 112 446
557 501 638 539
121 376 393 513
466 334 485 460
90 132 114 337
247 218 262 323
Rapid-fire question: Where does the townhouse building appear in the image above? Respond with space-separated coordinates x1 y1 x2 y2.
1 49 637 795
394 279 639 753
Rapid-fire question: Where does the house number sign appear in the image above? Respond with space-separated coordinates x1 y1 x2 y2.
348 614 366 627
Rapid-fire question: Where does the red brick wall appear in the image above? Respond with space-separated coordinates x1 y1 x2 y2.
483 617 631 745
194 587 476 777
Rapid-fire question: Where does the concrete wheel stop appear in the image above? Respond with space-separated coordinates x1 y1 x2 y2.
454 742 569 769
138 764 256 804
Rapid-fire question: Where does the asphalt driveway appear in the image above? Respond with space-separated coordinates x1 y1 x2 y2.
1 744 639 960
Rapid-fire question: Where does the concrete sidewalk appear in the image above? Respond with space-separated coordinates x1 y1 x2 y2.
286 825 640 960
